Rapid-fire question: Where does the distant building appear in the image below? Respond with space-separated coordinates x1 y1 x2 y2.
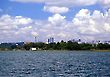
69 39 82 44
48 37 54 44
31 48 37 51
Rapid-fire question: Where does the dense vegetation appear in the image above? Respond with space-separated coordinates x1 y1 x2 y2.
0 40 110 51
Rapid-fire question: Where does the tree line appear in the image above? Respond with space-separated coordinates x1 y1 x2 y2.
24 40 110 50
0 40 110 51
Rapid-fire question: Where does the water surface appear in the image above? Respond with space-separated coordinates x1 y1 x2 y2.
0 51 110 77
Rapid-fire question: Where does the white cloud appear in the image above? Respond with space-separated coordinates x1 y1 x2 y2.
1 9 110 42
43 6 69 14
10 0 98 7
72 9 110 41
31 32 38 36
48 13 66 26
0 15 18 30
73 9 100 35
104 23 110 32
15 16 33 25
75 9 90 17
0 15 34 42
10 0 110 8
92 10 104 19
99 0 110 8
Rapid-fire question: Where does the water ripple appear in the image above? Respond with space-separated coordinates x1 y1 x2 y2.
0 51 110 77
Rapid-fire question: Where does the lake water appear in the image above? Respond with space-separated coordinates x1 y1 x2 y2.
0 51 110 77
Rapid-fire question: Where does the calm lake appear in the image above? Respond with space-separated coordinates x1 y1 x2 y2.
0 51 110 77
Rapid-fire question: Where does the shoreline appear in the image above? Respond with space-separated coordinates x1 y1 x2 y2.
0 49 110 52
92 49 110 52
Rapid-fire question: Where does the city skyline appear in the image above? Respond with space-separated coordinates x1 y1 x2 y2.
0 0 110 43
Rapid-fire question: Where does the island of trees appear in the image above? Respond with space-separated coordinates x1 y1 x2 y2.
0 40 110 51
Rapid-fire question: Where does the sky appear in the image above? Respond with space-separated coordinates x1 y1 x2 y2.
0 0 110 43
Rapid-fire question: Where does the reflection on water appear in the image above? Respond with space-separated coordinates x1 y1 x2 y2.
0 51 110 77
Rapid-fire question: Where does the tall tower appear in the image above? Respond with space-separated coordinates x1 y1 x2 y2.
35 36 37 42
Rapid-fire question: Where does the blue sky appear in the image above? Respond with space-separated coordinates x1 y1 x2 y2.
0 0 51 19
0 0 106 20
0 0 110 43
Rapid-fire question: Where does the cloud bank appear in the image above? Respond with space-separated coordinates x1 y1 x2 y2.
10 0 110 8
0 9 110 42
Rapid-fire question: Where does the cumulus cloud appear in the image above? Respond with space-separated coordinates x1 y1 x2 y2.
43 6 69 14
0 15 34 42
0 15 18 30
72 9 110 41
75 9 90 17
0 8 110 42
48 13 66 25
0 15 33 33
15 16 33 25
